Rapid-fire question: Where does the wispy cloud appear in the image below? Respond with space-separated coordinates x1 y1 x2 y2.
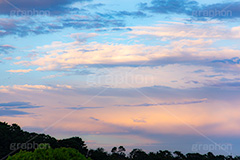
70 32 98 42
0 101 42 109
0 45 15 54
85 3 105 9
128 23 240 39
212 57 240 65
117 98 208 107
0 14 124 37
66 107 104 110
97 10 147 19
0 101 43 116
90 117 100 121
0 110 29 116
133 118 146 123
7 69 32 73
0 84 72 93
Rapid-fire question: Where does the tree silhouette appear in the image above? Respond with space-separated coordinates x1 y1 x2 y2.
111 147 117 154
158 150 174 160
118 146 126 156
129 148 148 160
2 121 240 160
110 146 126 160
173 151 186 160
58 137 88 156
88 148 109 160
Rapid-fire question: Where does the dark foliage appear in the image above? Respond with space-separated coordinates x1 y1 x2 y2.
7 147 91 160
0 122 87 159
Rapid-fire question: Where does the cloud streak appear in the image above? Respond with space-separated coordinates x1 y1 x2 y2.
66 107 104 110
7 69 32 73
0 84 72 93
0 45 15 54
117 98 208 107
89 117 100 121
70 32 98 42
0 101 42 109
0 101 43 116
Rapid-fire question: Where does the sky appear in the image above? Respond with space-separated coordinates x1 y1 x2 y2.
1 0 240 156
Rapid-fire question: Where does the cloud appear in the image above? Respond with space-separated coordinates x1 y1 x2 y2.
70 32 98 42
118 98 208 107
212 57 240 65
11 29 240 89
0 14 125 37
0 0 238 39
7 69 32 73
2 82 240 142
133 118 146 123
0 101 43 116
193 69 205 73
111 27 132 31
0 101 42 109
97 11 148 19
139 0 240 20
0 45 15 54
74 70 94 75
90 117 100 121
0 84 72 93
0 109 29 116
193 1 240 20
0 17 50 37
211 82 240 88
114 11 148 18
11 85 54 91
85 3 105 9
0 101 30 107
19 43 158 71
139 0 198 14
66 107 104 110
128 23 240 39
61 15 124 30
0 0 91 15
3 57 13 60
15 35 240 72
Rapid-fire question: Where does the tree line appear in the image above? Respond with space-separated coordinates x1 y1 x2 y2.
0 122 239 160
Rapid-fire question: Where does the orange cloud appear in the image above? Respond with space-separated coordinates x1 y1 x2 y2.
7 69 32 73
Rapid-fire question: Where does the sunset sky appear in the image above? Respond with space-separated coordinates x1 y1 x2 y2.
1 0 240 156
